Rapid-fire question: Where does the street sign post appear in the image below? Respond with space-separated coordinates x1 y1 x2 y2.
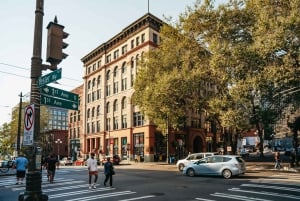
40 94 78 110
38 68 62 87
40 85 78 102
23 104 35 146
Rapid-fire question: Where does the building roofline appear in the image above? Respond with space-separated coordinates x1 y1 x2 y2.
81 13 164 64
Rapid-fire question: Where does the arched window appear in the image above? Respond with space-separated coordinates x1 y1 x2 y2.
113 99 118 112
97 105 101 116
106 70 111 81
92 78 96 87
121 62 126 74
87 108 90 118
136 54 140 66
114 66 118 77
97 75 101 87
88 80 91 89
92 107 95 117
106 102 110 113
121 97 127 109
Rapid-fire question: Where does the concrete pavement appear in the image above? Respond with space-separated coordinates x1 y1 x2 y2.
1 160 299 177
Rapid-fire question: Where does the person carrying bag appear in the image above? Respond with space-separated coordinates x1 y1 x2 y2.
103 157 114 187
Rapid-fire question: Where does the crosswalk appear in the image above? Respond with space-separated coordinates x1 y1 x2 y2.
1 172 300 200
194 173 300 201
1 171 156 201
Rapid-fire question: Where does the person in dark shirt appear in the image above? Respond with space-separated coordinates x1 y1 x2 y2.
103 157 114 187
45 153 59 183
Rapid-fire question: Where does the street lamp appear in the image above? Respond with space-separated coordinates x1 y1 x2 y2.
55 139 62 160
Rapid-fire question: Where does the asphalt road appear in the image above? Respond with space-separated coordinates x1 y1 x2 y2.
1 162 299 201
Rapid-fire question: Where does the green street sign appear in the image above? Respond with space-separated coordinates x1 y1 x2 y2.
40 94 78 110
38 68 62 87
40 85 79 102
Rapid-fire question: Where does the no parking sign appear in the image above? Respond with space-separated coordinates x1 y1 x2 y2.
23 104 35 146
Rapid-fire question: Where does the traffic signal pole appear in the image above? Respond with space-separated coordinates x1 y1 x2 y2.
19 0 48 200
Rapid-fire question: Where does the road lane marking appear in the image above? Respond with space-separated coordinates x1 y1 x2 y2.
64 191 136 201
211 192 272 201
241 184 300 192
118 195 156 200
229 187 300 200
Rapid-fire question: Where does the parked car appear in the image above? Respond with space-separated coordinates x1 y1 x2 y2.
239 149 250 157
176 152 217 171
101 155 121 165
182 155 246 179
60 157 73 166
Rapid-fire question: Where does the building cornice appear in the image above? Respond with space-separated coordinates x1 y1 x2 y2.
81 13 163 65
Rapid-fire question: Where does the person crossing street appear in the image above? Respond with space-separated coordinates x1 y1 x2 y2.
87 153 99 189
103 157 114 187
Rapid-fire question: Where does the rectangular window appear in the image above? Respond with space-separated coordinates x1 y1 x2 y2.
133 112 144 127
106 85 111 96
136 37 139 46
113 81 119 94
113 50 119 59
113 116 119 130
141 33 145 43
131 39 134 49
122 114 127 129
153 33 158 44
97 121 100 132
97 60 101 68
122 45 127 55
106 54 111 63
121 78 127 91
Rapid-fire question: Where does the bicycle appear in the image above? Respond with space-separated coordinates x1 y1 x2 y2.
0 161 10 173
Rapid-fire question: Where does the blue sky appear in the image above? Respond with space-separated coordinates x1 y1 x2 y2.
0 0 227 125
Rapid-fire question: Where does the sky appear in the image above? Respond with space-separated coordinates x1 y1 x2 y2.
0 0 227 126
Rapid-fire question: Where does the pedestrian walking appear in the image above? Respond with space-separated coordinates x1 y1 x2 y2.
103 157 114 187
14 153 28 185
87 153 98 189
45 153 59 183
274 150 281 169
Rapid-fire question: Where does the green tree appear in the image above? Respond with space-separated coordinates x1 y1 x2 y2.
134 0 300 157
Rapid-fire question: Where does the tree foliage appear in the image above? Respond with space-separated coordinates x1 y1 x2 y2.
134 0 300 156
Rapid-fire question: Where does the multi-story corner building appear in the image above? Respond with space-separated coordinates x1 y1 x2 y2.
68 84 83 160
81 13 162 162
42 106 69 159
80 13 222 162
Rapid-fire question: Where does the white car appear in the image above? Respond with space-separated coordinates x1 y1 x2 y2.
176 152 216 171
182 155 246 179
60 157 73 166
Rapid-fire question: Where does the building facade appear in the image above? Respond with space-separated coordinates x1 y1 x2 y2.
79 13 224 162
68 84 83 161
80 13 163 161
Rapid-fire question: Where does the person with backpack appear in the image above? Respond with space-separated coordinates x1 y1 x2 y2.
103 157 114 187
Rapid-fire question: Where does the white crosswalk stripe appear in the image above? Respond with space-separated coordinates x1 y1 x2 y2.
2 175 156 201
194 174 300 201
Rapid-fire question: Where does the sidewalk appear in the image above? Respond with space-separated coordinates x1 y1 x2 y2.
118 160 300 173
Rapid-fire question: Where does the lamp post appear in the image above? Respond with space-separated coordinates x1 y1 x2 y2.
55 139 62 160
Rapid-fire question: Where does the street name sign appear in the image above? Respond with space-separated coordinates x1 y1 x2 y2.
41 94 78 110
40 85 79 103
38 68 62 87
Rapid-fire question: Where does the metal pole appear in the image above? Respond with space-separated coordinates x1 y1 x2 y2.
166 114 169 164
19 0 48 200
17 92 23 156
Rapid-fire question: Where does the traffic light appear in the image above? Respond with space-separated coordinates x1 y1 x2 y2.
46 17 69 68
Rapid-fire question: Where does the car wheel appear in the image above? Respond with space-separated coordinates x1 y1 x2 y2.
178 164 185 171
187 168 195 177
222 169 232 179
